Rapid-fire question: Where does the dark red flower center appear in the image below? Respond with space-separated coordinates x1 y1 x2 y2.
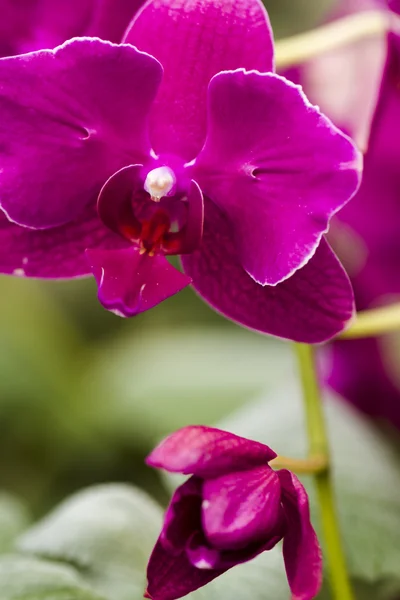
97 163 203 257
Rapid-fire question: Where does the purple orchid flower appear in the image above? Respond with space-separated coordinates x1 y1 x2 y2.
0 0 144 56
325 32 400 427
0 0 361 342
145 426 322 600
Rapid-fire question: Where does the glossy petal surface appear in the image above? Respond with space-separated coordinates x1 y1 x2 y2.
278 470 322 600
146 538 224 600
182 200 354 343
146 426 276 478
202 466 281 550
126 0 273 160
193 70 361 285
87 246 191 317
0 38 162 228
161 477 202 553
0 207 123 278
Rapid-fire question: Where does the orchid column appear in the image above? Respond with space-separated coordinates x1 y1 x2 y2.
0 0 362 599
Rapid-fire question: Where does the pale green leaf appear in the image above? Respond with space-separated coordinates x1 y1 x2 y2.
0 493 31 553
0 555 105 600
16 484 163 600
80 330 290 446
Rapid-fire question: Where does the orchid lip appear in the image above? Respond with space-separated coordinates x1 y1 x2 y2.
96 164 204 259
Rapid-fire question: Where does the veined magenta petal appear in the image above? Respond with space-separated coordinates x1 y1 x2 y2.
161 477 202 553
86 246 191 317
0 38 162 229
0 206 124 279
192 70 362 286
278 470 322 600
181 200 354 343
146 426 277 478
86 0 145 42
146 538 224 600
125 0 273 161
202 466 281 550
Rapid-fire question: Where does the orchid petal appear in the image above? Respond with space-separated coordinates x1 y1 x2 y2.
146 538 224 600
0 38 162 229
21 0 95 51
0 0 94 56
202 466 282 550
181 200 354 343
192 70 361 285
0 206 124 278
161 477 202 554
97 164 145 238
187 530 278 570
146 426 277 478
86 0 145 42
86 246 191 317
278 470 322 600
125 0 273 161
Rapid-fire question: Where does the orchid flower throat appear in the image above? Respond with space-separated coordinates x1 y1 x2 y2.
97 159 204 258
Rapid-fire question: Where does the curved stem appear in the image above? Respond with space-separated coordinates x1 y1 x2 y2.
270 454 328 475
275 10 389 69
295 343 354 600
339 302 400 339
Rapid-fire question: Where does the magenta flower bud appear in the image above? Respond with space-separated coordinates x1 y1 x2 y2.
145 426 322 600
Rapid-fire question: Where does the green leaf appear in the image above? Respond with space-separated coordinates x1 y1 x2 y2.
0 492 31 553
16 484 163 600
80 329 291 447
0 555 105 600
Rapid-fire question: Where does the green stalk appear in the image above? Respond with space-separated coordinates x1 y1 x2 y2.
275 10 388 69
295 343 355 600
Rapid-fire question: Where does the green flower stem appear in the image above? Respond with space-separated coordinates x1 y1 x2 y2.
339 302 400 339
295 343 355 600
275 10 388 70
270 454 327 475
